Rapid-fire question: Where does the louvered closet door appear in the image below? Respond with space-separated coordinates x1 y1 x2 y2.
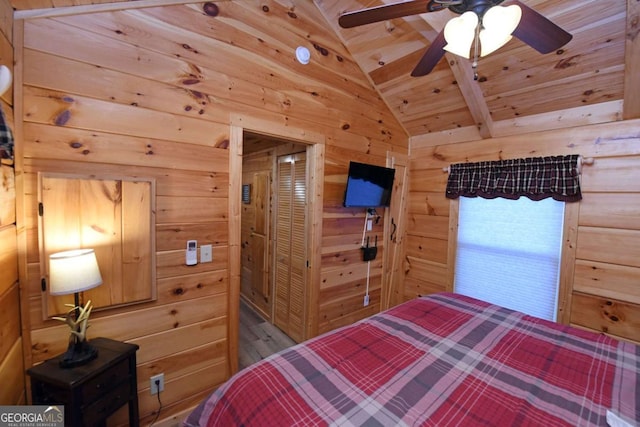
274 153 307 342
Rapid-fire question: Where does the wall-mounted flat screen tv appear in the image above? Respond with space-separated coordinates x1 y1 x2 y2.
343 161 395 208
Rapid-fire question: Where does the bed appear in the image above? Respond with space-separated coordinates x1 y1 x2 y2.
184 292 639 426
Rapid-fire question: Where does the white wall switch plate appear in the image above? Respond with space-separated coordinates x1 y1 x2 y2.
200 244 213 263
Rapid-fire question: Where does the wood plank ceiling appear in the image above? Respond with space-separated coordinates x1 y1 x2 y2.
11 0 640 140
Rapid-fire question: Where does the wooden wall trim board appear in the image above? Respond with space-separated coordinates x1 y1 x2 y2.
445 199 459 294
228 124 242 376
306 143 325 339
382 152 408 309
557 201 580 325
230 114 326 146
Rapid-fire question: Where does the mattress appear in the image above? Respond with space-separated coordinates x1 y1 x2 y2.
184 292 639 426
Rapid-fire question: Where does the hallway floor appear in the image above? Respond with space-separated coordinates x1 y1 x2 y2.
238 299 296 370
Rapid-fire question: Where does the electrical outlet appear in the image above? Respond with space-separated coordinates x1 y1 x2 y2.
363 294 370 307
150 373 164 395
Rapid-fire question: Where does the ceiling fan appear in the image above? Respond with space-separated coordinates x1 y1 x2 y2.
338 0 572 77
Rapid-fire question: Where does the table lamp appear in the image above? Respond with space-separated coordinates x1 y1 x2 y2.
49 248 103 368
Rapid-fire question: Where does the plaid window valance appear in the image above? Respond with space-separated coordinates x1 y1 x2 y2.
445 155 582 202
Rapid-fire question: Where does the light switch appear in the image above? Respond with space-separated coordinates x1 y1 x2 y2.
200 244 213 263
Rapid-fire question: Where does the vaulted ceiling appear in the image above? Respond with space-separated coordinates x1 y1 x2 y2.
10 0 640 140
314 0 638 140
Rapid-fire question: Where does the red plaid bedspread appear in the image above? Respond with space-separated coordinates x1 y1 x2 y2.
185 293 639 426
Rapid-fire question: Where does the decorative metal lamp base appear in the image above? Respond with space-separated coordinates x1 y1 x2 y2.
59 340 98 369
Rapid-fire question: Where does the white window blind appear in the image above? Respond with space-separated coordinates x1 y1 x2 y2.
454 196 565 321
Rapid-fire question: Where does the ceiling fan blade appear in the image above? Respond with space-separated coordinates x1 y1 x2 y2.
411 30 447 76
339 0 430 28
508 0 572 54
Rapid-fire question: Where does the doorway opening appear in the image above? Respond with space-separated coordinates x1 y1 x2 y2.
240 133 308 341
228 122 324 373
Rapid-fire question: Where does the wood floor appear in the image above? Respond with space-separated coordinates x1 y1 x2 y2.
238 299 296 370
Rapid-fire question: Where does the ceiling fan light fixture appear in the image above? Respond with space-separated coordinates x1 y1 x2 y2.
443 11 478 59
479 32 512 57
479 5 522 57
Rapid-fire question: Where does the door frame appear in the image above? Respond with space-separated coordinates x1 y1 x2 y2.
228 114 325 374
382 153 408 310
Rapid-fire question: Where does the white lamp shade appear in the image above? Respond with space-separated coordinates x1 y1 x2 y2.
49 249 103 296
480 5 522 57
443 11 479 59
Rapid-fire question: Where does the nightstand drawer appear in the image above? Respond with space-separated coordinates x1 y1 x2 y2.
83 381 131 426
31 381 70 406
83 357 130 405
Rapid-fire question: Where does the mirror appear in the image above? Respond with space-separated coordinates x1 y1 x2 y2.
38 173 156 318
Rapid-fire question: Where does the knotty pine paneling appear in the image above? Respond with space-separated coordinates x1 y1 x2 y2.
0 282 21 366
406 118 640 343
0 224 17 296
576 226 640 268
573 260 640 306
16 1 407 422
29 293 228 363
0 165 14 226
578 193 640 230
0 339 25 405
570 293 640 344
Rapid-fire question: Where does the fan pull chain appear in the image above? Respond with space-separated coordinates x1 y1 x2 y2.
472 21 481 80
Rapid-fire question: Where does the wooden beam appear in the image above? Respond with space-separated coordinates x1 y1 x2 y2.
14 0 220 20
624 0 640 119
410 100 623 150
447 55 495 138
420 13 495 138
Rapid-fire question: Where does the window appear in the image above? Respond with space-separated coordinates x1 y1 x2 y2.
454 196 565 321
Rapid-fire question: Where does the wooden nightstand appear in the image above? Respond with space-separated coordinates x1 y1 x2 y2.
27 337 139 427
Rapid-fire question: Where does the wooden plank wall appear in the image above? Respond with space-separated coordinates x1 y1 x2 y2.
0 0 24 406
406 118 640 344
14 1 407 422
